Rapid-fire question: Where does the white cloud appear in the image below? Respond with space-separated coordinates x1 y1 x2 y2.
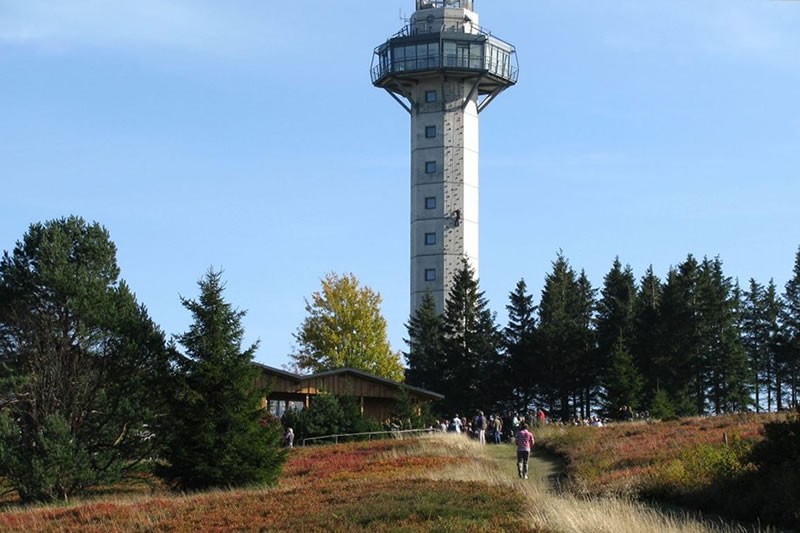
0 0 288 59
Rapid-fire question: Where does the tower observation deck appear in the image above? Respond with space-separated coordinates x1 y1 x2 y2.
372 0 518 314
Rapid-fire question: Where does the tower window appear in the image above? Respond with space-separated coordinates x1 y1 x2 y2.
425 161 436 174
425 90 437 103
425 126 436 138
424 269 436 281
425 232 436 245
424 197 436 209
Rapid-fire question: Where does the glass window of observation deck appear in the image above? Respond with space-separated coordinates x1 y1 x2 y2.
443 42 483 69
393 43 439 72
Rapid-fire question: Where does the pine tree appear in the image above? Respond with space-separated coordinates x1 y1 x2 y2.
405 290 444 393
743 278 767 411
0 217 171 502
655 257 702 416
602 337 644 415
504 279 538 411
576 270 598 417
764 280 783 411
632 266 662 405
596 258 637 363
440 259 501 414
596 258 637 415
538 253 585 421
161 270 286 490
781 247 800 409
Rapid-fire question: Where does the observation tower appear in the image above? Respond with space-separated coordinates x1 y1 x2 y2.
371 0 518 314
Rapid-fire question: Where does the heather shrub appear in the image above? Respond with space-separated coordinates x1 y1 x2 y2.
744 410 800 527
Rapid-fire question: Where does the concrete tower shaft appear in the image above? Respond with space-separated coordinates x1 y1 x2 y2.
372 0 517 314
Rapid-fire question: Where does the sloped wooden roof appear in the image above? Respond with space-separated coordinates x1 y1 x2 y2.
252 362 444 401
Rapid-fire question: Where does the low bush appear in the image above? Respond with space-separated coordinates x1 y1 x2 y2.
741 409 800 527
280 394 383 444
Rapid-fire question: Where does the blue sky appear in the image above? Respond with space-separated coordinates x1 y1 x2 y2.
2 0 799 369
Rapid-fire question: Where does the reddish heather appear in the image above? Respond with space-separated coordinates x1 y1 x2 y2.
537 413 776 494
0 439 535 533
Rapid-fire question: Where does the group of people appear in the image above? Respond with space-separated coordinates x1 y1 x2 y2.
569 415 605 427
437 409 547 445
435 409 542 479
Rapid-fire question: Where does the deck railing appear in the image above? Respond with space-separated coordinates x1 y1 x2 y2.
417 0 474 10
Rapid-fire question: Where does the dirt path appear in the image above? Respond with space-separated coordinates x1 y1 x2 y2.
484 443 567 490
482 442 793 533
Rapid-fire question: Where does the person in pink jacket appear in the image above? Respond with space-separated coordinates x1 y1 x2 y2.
515 422 535 479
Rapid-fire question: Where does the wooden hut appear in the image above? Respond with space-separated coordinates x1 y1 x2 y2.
254 363 443 422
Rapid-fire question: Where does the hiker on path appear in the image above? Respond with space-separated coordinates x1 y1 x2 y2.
515 422 535 479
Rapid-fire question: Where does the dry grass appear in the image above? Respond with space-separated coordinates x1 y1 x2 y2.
0 435 533 533
417 433 773 533
0 432 777 532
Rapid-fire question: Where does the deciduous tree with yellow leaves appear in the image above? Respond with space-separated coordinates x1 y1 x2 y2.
290 272 404 382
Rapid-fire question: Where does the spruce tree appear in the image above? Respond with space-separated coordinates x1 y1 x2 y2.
161 270 286 490
504 279 538 411
440 259 501 413
538 253 584 421
655 258 701 416
764 280 784 410
405 290 444 393
602 337 644 415
576 270 598 417
596 258 637 415
698 258 749 413
781 247 800 408
632 266 662 405
743 278 767 411
596 258 637 364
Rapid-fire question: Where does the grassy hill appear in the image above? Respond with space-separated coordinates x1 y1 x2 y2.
2 416 794 532
534 412 797 528
0 438 534 533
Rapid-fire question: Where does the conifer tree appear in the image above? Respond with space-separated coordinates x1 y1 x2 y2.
743 278 767 411
405 290 444 393
576 270 598 417
596 258 637 361
655 257 701 416
440 259 501 413
632 266 662 404
538 253 585 421
763 280 783 411
602 337 644 415
161 270 286 490
504 279 538 410
0 217 171 502
596 258 637 415
781 247 800 408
